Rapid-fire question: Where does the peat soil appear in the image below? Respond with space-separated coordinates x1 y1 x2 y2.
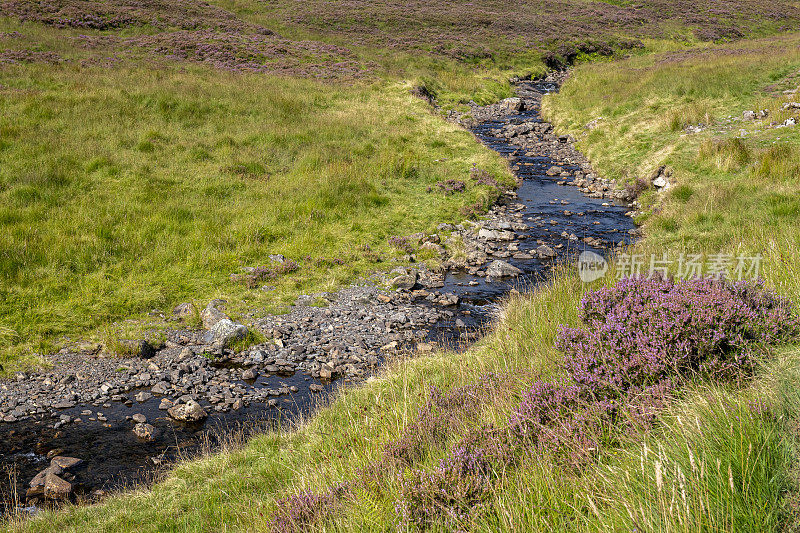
0 74 635 514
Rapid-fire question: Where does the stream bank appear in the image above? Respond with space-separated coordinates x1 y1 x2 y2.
0 73 636 514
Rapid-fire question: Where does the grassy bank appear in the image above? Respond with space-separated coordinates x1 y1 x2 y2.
7 34 800 532
3 0 800 367
0 19 521 368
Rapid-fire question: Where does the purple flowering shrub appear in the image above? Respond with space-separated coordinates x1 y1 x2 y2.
381 374 508 467
397 277 799 525
388 235 414 253
267 484 351 533
436 179 466 195
397 427 515 529
511 277 799 465
470 165 501 189
559 277 799 394
231 259 299 288
268 277 799 531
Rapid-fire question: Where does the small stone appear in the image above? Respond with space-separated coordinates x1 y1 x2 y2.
309 384 324 392
133 423 157 442
242 368 258 381
536 244 557 259
135 391 153 403
132 413 147 424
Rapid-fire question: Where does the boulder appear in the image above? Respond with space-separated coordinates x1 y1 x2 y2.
116 339 156 358
486 260 523 278
200 301 229 329
203 319 248 349
168 400 208 423
390 270 418 290
133 423 157 442
536 244 557 259
44 473 73 500
502 97 524 112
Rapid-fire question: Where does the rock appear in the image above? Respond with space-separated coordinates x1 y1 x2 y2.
743 110 756 120
536 244 557 259
242 368 258 380
201 302 229 329
168 400 208 423
309 384 324 392
502 97 524 112
204 319 248 349
172 302 194 318
652 175 669 188
117 339 156 358
135 391 153 403
546 166 562 176
486 260 523 278
390 270 418 290
44 473 73 500
158 398 173 410
50 456 82 469
133 423 157 442
132 413 147 424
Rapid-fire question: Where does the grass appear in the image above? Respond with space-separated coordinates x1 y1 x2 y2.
5 1 800 532
0 22 518 368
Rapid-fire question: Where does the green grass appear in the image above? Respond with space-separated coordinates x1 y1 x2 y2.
5 4 800 532
0 26 520 368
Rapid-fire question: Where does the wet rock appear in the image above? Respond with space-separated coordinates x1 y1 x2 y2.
51 456 83 469
135 391 153 403
132 413 147 424
536 244 557 259
168 400 208 423
309 384 324 392
242 368 258 380
133 423 157 442
486 260 523 278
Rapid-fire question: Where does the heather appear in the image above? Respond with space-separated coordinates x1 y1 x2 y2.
260 277 798 531
4 2 800 532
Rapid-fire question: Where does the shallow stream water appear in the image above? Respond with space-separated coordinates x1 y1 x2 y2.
0 80 635 513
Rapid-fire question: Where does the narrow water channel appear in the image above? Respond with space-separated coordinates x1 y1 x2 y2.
0 78 635 514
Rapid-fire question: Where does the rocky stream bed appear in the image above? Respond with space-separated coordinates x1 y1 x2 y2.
0 73 637 513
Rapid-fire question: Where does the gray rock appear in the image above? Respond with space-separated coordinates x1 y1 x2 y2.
486 260 523 278
390 270 418 290
203 319 248 349
201 302 229 329
135 391 152 403
536 244 557 259
132 413 147 424
168 400 208 423
242 368 258 381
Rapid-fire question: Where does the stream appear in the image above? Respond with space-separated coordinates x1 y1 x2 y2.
0 78 635 514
